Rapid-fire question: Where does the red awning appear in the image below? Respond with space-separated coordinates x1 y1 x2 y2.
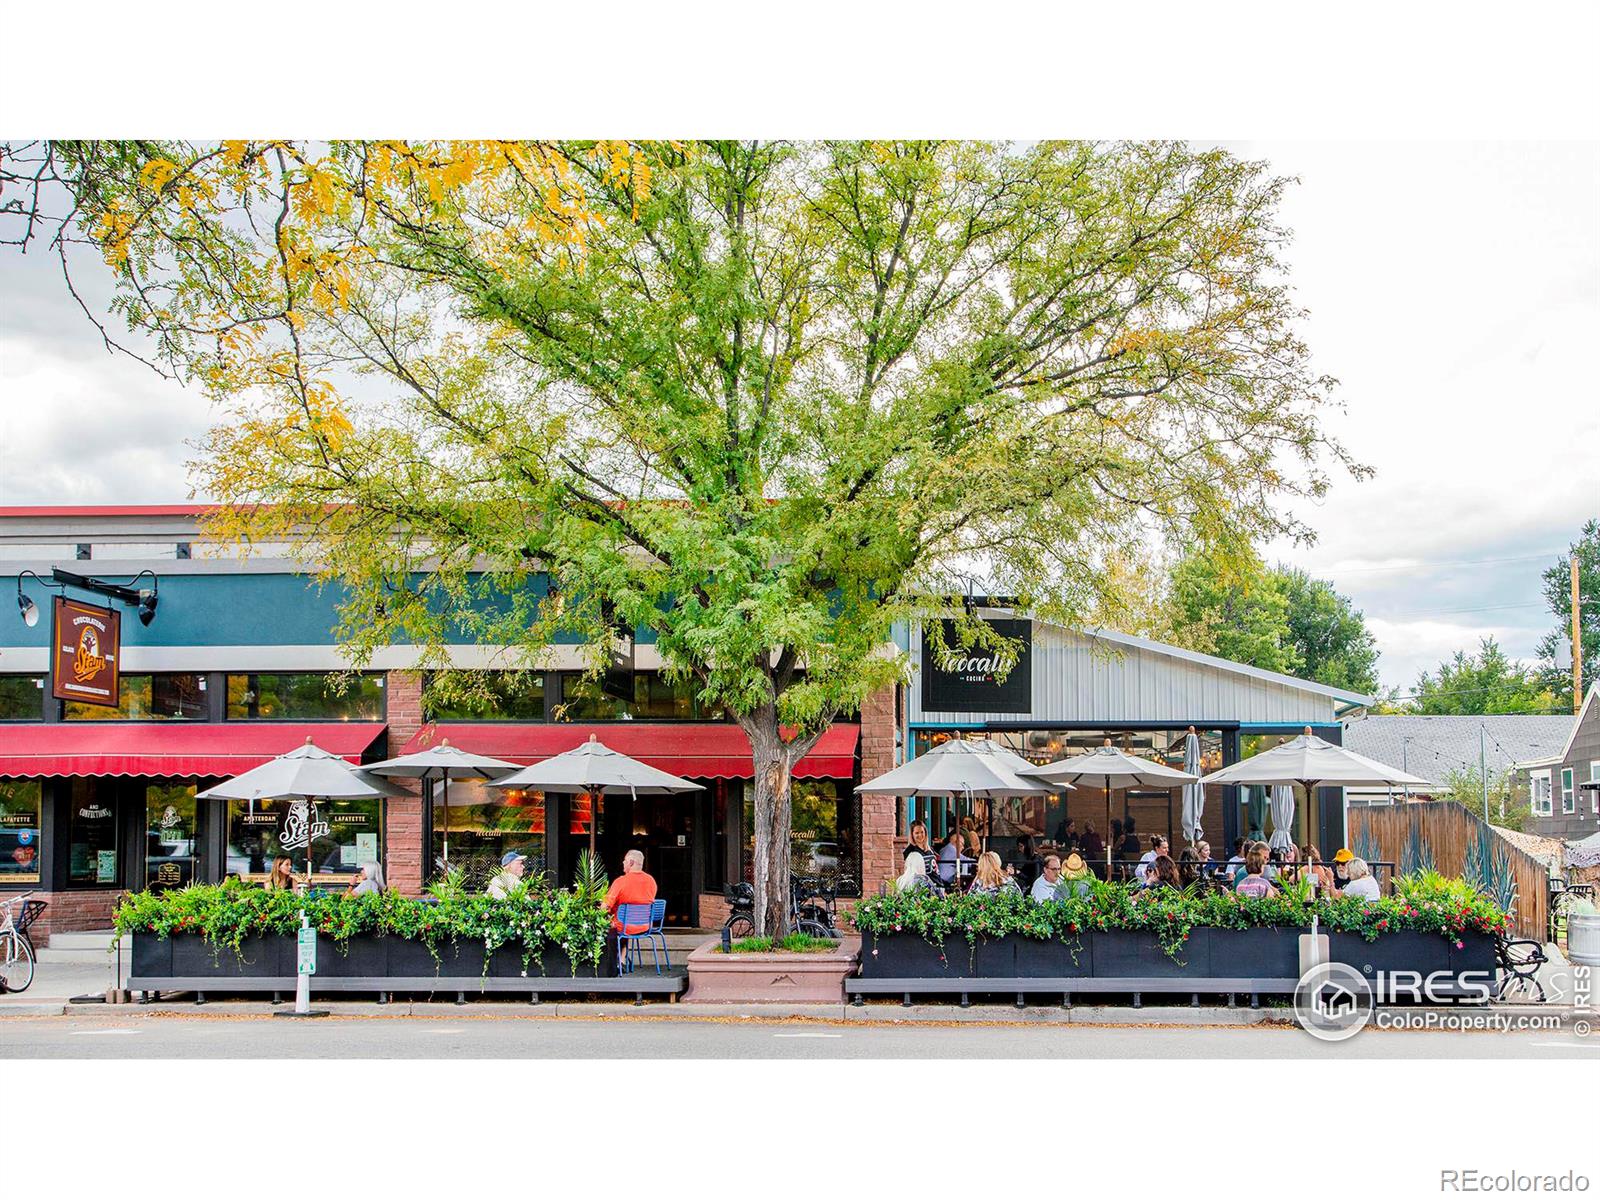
0 723 387 779
399 722 860 780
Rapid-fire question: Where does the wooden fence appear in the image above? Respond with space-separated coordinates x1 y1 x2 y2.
1348 801 1549 941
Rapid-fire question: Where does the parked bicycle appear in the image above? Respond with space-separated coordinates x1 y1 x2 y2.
0 891 44 995
723 876 847 940
722 882 757 941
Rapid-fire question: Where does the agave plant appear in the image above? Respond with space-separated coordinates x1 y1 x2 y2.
571 849 609 905
1351 825 1382 867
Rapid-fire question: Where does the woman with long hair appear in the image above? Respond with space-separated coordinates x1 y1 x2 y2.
968 851 1019 895
264 855 296 891
1149 854 1182 890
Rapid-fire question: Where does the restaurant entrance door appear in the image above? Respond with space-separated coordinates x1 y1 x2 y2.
564 793 697 927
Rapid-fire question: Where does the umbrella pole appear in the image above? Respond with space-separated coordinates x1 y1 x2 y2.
589 789 597 859
441 771 450 874
1104 775 1112 878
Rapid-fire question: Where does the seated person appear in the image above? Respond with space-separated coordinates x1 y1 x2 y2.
1030 854 1064 902
1135 835 1169 884
968 851 1020 896
1234 843 1278 899
1057 851 1094 898
603 849 658 933
346 862 385 896
1339 856 1381 900
897 852 937 894
486 850 527 899
1146 854 1181 890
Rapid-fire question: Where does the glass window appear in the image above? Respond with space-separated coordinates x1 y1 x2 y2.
1561 768 1575 814
64 673 206 721
1530 771 1552 815
0 780 43 884
0 675 44 721
429 777 545 888
426 672 545 721
225 796 382 884
742 779 860 896
226 673 383 720
145 784 198 891
68 781 120 886
553 671 709 721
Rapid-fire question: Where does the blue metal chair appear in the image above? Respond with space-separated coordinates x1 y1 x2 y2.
647 899 670 968
615 903 659 975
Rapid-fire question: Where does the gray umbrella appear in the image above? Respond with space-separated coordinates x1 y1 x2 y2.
365 738 523 873
486 734 702 857
1179 728 1204 847
1024 741 1199 873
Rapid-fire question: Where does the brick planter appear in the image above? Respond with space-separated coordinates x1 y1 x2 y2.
683 936 859 1003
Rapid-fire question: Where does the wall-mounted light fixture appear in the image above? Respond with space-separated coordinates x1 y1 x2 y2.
16 567 161 627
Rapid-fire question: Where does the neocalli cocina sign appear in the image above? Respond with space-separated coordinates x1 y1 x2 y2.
920 618 1032 713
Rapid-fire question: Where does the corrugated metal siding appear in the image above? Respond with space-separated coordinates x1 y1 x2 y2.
911 623 1339 726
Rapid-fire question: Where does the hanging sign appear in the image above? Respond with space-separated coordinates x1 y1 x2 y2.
51 597 120 707
920 618 1033 714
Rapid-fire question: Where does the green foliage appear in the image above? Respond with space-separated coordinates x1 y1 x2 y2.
1535 518 1599 708
1406 637 1557 716
1276 566 1381 693
111 880 611 977
1443 765 1532 832
850 871 1511 961
1462 824 1519 913
571 849 609 907
722 933 838 954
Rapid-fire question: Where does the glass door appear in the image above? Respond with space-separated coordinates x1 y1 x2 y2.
145 784 198 890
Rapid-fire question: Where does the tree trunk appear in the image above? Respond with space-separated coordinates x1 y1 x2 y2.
745 718 793 938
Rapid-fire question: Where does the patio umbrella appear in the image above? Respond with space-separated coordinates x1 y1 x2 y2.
971 739 1072 844
1202 727 1429 853
197 738 407 1016
1268 784 1296 853
1179 727 1204 847
485 734 702 858
365 738 522 874
1023 741 1199 873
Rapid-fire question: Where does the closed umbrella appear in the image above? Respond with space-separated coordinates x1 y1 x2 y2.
1179 727 1204 847
1024 741 1198 874
365 738 522 874
486 734 701 858
1203 727 1429 855
197 738 407 1017
1268 784 1296 853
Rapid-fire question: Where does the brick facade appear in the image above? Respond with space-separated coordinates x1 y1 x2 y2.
383 671 426 897
26 888 125 945
858 683 901 899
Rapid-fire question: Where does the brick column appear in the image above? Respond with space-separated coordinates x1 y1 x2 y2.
858 683 901 898
384 671 426 896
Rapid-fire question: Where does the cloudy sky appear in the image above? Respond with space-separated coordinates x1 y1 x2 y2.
1 141 1596 692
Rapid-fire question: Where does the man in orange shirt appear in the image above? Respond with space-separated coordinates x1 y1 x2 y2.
603 849 658 933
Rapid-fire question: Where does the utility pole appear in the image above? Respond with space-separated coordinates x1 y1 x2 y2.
1574 553 1584 713
1480 724 1489 824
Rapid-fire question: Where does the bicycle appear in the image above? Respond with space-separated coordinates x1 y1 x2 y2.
0 891 44 995
722 882 757 941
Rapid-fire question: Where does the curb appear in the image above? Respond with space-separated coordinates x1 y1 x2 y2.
0 1003 67 1017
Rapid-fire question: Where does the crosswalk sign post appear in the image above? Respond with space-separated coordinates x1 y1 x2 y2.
275 909 328 1019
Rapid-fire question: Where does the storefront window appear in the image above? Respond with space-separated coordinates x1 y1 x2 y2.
226 673 383 720
145 784 198 890
908 727 1227 859
554 671 710 720
429 777 545 888
426 672 545 721
0 675 44 721
1238 732 1303 848
742 780 860 895
225 795 382 883
68 780 120 886
0 780 43 884
64 673 206 721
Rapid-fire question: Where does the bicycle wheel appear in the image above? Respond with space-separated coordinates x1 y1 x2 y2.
796 918 834 940
0 932 34 994
725 914 756 941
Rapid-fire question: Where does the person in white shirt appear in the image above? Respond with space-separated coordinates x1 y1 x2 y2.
486 850 527 899
346 862 384 897
897 852 935 894
1135 835 1168 885
1030 854 1064 902
1340 857 1381 900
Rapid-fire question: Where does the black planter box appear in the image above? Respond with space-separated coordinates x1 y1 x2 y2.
1328 931 1451 981
386 936 468 979
1206 927 1300 978
169 933 283 978
1012 936 1091 978
1092 930 1197 977
861 933 969 978
314 934 388 979
130 933 173 979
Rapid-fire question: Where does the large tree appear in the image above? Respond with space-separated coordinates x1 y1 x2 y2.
1535 518 1599 707
1408 637 1557 716
2 139 1357 933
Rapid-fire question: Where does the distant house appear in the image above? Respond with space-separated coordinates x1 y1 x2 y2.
1340 713 1573 811
1511 683 1600 841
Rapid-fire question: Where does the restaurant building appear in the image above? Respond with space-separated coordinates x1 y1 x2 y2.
1 507 1369 942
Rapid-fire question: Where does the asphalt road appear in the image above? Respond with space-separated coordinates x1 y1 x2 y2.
4 1014 1598 1058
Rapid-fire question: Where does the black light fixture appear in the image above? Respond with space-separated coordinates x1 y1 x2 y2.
34 568 161 627
14 570 61 628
